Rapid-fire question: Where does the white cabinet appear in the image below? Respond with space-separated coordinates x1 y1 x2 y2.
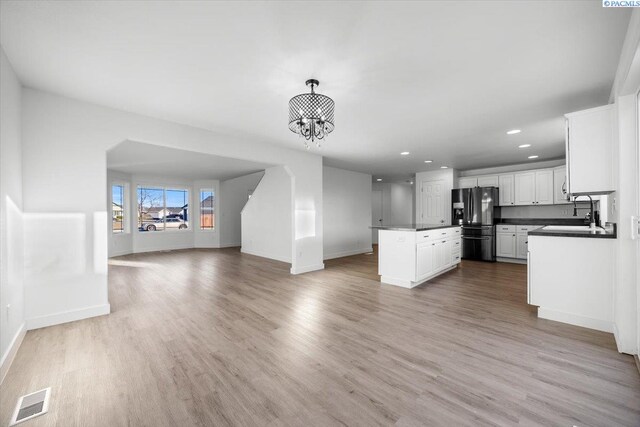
457 177 477 189
553 166 570 204
565 105 614 194
379 227 461 288
496 230 516 258
514 170 553 205
534 170 554 205
516 233 528 259
514 172 535 205
477 175 499 187
498 174 515 206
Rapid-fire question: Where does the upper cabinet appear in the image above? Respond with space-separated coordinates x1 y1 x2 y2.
553 166 570 204
513 170 553 206
498 174 515 206
477 175 499 187
565 105 614 194
457 177 477 189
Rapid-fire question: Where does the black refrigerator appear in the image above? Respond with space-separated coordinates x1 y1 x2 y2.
451 187 500 261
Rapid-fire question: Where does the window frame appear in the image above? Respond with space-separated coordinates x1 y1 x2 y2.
111 182 129 235
136 185 192 233
199 188 216 232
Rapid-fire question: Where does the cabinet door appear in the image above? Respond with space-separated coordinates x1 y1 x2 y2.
553 167 570 204
566 106 614 194
535 170 554 205
442 239 452 268
477 175 498 187
498 174 515 206
416 242 434 279
496 232 516 258
514 172 535 205
457 177 477 189
516 233 528 259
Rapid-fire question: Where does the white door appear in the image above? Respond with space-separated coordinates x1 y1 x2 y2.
514 172 535 205
535 170 554 205
496 232 516 258
421 179 445 225
372 190 383 244
498 174 515 206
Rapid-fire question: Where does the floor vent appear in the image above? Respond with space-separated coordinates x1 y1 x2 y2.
10 387 50 426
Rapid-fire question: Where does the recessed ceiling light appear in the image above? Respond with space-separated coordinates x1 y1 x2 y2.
410 181 414 185
424 160 433 163
518 144 531 148
528 155 539 159
440 166 448 169
507 129 521 135
400 151 410 155
376 178 382 181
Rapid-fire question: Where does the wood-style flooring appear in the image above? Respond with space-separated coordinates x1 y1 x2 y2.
1 247 639 426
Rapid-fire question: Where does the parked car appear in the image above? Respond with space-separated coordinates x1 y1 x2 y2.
140 218 188 231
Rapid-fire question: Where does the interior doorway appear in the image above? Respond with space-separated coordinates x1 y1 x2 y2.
371 190 383 244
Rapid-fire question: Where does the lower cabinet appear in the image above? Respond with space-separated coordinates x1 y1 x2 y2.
516 233 528 259
417 238 455 281
496 231 516 258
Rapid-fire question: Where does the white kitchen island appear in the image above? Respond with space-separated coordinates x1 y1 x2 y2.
374 225 462 288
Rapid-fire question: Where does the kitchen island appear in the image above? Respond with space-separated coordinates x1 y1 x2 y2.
372 224 462 288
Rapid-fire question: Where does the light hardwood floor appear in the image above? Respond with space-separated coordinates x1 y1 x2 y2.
1 247 639 426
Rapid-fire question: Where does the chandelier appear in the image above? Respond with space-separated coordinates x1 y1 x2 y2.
288 79 335 149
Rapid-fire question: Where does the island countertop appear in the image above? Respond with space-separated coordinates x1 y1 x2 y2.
370 224 460 232
528 224 617 239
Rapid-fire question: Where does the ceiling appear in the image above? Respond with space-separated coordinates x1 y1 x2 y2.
107 141 270 181
0 1 631 180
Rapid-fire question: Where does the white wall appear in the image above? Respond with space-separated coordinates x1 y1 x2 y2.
219 171 264 247
21 88 323 329
609 10 640 355
415 169 455 225
0 48 25 380
372 182 414 226
241 166 292 263
323 166 372 260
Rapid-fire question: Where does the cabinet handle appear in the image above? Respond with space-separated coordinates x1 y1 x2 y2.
441 232 447 235
513 234 516 236
442 240 446 243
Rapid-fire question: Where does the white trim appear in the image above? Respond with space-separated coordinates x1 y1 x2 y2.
323 247 373 260
496 257 527 265
217 243 240 248
537 307 613 333
241 248 291 264
0 323 26 384
381 264 457 289
290 263 325 275
26 304 110 331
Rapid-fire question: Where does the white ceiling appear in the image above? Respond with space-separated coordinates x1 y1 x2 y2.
107 141 270 181
0 1 631 180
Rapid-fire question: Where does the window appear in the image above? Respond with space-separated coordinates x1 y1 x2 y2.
200 189 215 230
112 184 127 234
137 186 189 232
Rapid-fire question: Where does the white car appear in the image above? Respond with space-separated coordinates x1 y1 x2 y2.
141 217 188 231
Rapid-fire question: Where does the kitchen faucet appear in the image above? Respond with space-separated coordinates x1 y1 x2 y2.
572 195 596 229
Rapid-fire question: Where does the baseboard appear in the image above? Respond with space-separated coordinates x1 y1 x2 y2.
323 247 373 260
241 248 291 264
0 322 26 384
537 307 613 333
496 257 527 264
26 304 111 331
218 243 241 248
290 263 325 275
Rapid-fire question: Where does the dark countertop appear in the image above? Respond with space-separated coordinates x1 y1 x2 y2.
528 224 616 239
498 218 586 226
370 224 460 232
